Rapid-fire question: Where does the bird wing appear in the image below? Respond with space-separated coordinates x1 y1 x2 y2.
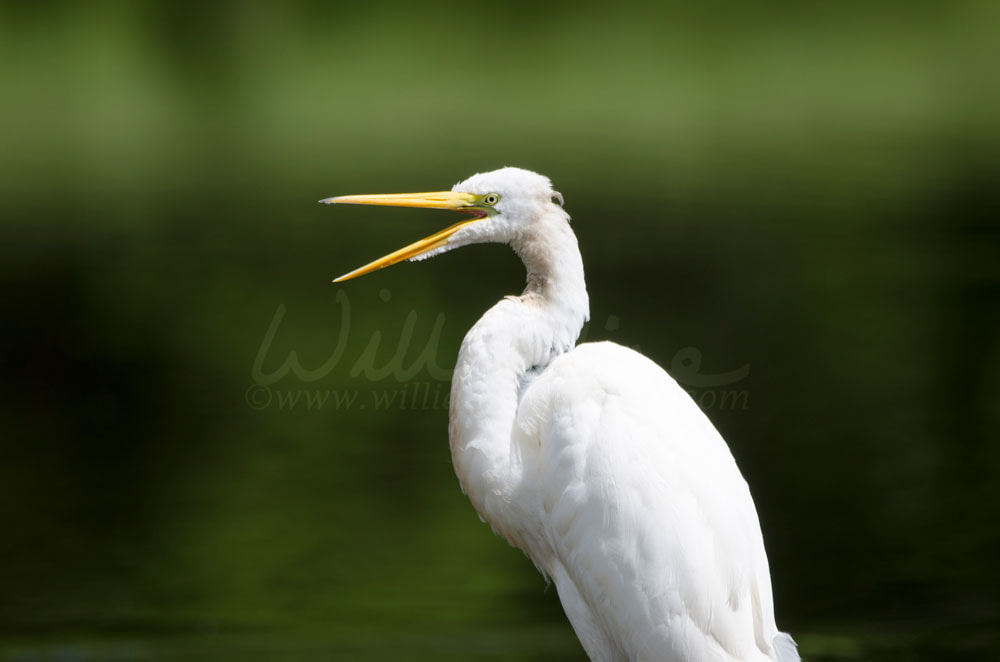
516 341 784 662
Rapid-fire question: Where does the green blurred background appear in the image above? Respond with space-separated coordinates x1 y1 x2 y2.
1 1 998 660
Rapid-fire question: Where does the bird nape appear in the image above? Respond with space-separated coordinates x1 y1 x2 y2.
321 167 799 662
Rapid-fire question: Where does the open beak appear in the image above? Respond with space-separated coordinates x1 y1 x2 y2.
320 191 486 282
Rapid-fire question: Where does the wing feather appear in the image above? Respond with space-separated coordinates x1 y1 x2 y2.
517 341 792 661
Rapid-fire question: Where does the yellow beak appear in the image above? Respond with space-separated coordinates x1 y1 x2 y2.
320 191 486 282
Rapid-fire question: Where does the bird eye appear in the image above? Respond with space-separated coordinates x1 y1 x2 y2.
483 193 500 206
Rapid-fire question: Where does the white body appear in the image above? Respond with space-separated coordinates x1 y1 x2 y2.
443 170 798 661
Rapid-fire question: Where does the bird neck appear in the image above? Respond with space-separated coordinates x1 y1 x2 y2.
514 212 589 314
448 209 589 550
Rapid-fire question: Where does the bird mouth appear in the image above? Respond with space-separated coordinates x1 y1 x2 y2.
319 190 489 282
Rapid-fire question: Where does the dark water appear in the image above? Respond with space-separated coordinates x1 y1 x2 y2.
1 3 997 660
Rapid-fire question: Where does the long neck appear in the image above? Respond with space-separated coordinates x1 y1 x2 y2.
448 209 589 548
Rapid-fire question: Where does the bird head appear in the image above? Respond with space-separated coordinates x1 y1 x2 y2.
322 167 565 282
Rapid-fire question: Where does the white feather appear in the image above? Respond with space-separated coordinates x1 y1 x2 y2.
443 168 798 661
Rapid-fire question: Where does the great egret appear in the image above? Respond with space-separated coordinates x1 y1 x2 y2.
322 167 799 662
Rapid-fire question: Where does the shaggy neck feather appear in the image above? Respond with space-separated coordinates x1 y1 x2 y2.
447 209 589 552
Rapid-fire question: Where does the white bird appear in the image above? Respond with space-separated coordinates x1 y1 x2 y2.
322 167 799 662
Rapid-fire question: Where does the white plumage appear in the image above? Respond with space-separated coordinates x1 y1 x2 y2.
324 167 799 662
